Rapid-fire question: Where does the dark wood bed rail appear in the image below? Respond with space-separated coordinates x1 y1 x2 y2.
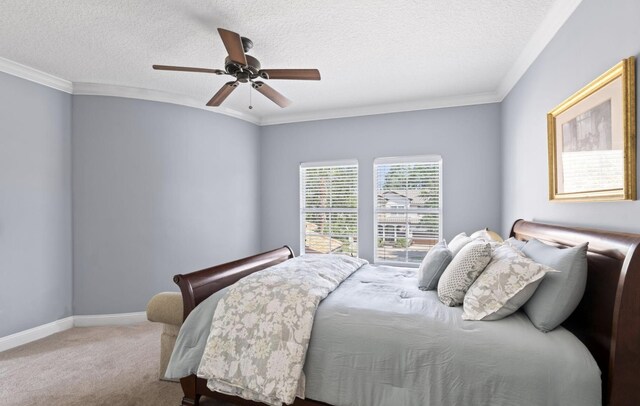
510 219 640 406
173 246 294 322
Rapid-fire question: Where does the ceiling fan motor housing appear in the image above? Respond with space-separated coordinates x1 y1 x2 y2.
225 54 261 76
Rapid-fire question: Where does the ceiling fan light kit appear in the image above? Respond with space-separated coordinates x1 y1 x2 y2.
153 28 320 109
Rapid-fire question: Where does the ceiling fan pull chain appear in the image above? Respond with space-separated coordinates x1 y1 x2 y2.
249 83 253 109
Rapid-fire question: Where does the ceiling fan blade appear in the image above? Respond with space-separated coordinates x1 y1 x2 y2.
153 65 226 75
252 81 292 108
217 28 248 67
258 69 321 80
206 81 240 107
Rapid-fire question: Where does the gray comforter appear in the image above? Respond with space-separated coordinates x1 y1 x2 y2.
166 264 601 406
197 255 368 406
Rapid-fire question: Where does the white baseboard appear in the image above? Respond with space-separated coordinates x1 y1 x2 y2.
0 316 75 353
0 311 148 352
73 311 147 327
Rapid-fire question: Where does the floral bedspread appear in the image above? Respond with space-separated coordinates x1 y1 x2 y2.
196 254 368 406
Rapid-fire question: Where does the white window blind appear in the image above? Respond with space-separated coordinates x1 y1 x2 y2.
374 156 442 265
300 160 358 256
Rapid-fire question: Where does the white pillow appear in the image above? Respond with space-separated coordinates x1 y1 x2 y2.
448 232 474 256
462 244 558 321
437 241 492 306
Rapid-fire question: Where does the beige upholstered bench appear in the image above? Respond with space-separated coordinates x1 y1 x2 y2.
146 292 183 380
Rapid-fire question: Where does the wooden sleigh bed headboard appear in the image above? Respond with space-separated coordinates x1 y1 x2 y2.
510 220 640 406
172 220 640 406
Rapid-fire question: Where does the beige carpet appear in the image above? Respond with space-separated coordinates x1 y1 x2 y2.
0 322 227 406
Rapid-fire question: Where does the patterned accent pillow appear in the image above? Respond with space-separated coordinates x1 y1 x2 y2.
462 244 558 321
437 241 492 306
448 232 474 257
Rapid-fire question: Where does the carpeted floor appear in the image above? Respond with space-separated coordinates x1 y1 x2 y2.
0 322 227 406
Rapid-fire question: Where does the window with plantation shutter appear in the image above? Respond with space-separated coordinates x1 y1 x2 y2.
374 156 442 265
300 160 358 256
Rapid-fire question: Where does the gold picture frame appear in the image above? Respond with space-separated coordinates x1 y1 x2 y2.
547 57 636 202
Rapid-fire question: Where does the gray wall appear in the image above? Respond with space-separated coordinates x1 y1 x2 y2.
5 0 639 329
72 96 261 315
0 73 72 336
260 104 502 262
501 0 640 236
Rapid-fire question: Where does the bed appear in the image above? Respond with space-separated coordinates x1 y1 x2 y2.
169 219 640 406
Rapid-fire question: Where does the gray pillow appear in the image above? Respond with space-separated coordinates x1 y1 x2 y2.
418 240 453 291
522 239 589 332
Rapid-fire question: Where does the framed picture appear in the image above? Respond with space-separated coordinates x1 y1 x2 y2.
547 57 636 202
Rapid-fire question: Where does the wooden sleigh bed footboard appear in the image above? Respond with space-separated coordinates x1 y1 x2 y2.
173 246 328 406
173 220 640 406
173 246 295 323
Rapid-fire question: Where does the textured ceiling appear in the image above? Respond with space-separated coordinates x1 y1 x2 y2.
0 0 557 123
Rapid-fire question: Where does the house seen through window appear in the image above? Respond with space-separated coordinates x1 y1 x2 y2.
374 156 442 265
300 160 358 256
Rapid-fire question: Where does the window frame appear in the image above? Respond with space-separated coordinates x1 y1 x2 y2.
373 155 443 266
299 159 359 256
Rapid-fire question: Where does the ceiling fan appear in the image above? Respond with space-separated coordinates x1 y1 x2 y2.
153 28 321 108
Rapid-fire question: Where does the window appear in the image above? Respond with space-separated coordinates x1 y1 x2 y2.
300 160 358 256
374 156 442 265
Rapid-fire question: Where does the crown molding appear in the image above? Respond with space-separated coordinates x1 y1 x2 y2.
497 0 583 99
72 82 261 125
0 56 73 93
259 91 501 126
0 0 581 126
